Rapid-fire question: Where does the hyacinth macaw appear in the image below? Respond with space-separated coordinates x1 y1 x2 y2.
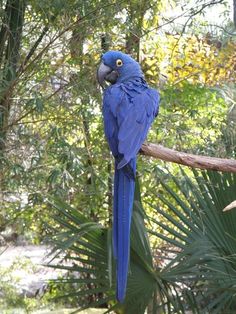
97 51 160 303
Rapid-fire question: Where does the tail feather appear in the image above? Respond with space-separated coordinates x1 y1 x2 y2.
113 168 119 259
113 158 136 303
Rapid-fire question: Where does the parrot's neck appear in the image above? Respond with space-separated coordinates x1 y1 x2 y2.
117 62 144 83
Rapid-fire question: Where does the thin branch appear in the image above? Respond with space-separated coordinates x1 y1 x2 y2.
170 0 225 58
141 0 224 39
18 25 49 72
208 24 236 36
141 11 190 38
140 142 236 173
0 1 126 106
3 81 70 131
17 1 126 77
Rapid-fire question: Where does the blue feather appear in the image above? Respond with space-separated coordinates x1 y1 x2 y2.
114 158 136 302
101 51 160 302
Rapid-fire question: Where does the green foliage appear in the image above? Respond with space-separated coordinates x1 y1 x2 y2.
156 83 227 152
0 0 236 312
149 168 236 313
47 169 236 313
0 257 47 312
0 0 233 243
45 179 193 313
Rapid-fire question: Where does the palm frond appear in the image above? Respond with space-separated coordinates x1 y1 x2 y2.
46 168 236 313
150 167 236 313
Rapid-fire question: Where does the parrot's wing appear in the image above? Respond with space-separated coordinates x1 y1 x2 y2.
117 88 160 169
102 86 124 157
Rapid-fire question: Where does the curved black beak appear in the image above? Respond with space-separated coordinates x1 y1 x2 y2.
97 62 119 89
97 62 112 89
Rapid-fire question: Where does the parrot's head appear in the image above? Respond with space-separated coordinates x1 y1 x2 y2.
97 50 144 88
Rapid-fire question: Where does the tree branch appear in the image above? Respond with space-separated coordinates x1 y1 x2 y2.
140 143 236 173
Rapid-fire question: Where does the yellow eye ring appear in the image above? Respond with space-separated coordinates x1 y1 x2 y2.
116 59 123 67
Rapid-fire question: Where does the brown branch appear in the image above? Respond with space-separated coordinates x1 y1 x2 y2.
223 200 236 212
141 142 236 173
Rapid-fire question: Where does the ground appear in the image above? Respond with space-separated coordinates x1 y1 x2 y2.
0 245 106 314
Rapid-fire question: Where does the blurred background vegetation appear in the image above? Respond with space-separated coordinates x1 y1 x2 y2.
0 0 236 313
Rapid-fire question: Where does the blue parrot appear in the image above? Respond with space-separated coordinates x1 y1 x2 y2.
97 51 160 303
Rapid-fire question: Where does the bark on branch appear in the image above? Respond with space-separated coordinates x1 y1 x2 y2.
140 142 236 173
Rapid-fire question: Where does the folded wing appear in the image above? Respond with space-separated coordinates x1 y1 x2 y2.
117 88 159 169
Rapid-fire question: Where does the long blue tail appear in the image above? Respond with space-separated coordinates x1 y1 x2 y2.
113 158 136 303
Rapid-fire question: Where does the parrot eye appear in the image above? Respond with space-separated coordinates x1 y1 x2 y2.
116 59 123 67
